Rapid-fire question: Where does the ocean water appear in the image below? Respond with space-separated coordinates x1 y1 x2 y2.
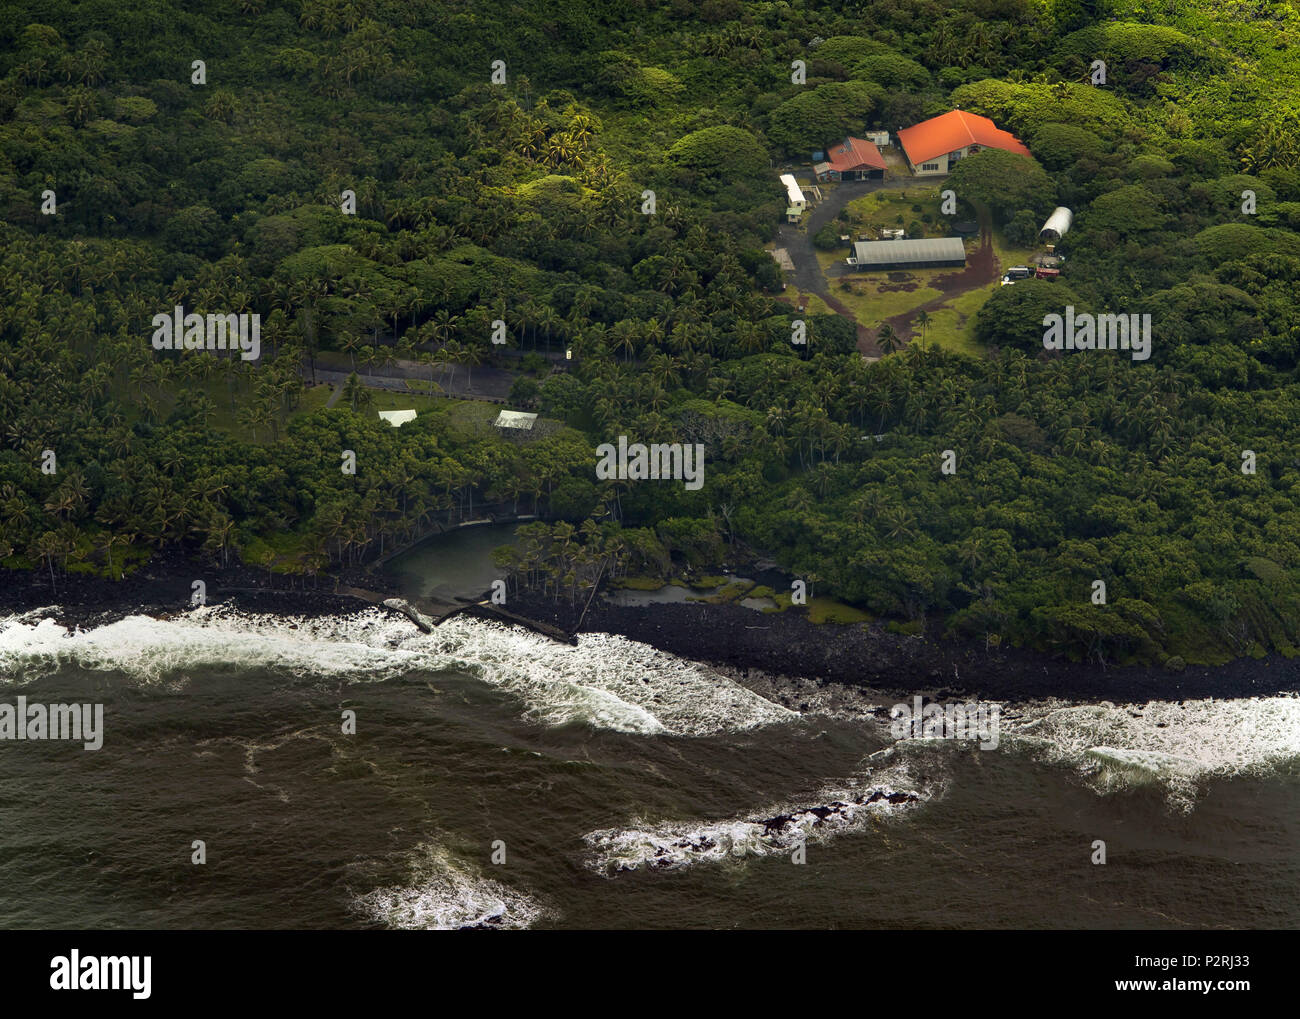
0 605 1297 930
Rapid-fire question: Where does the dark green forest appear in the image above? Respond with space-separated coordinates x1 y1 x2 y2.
2 0 1300 667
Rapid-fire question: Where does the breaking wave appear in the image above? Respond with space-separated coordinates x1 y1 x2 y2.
352 844 547 930
996 696 1300 810
0 606 795 737
584 760 937 875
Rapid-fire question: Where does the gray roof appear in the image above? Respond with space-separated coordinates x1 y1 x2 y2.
494 410 537 429
851 237 966 267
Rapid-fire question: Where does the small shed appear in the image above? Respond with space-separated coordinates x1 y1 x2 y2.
378 409 417 427
494 410 537 431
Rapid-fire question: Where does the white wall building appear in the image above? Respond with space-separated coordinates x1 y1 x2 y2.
780 173 806 210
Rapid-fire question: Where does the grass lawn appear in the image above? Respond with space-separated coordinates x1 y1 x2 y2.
830 193 1039 357
832 274 945 325
936 228 1037 353
404 377 447 397
844 187 947 238
296 383 333 415
920 298 984 356
814 247 848 275
779 285 833 317
346 389 454 416
435 399 508 439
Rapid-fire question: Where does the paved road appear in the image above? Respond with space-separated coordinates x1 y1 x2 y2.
311 358 516 402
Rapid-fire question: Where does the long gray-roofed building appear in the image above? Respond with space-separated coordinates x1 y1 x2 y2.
848 236 966 270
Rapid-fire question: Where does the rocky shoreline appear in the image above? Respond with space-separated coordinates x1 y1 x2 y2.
4 555 1300 704
498 591 1300 703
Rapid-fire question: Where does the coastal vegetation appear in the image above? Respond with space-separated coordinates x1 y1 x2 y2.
2 1 1300 667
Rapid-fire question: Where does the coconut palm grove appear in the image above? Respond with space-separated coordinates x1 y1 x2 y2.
3 0 1300 671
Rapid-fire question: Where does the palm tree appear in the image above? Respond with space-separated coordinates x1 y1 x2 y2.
35 531 61 592
459 341 483 391
420 348 446 394
342 373 373 413
341 332 365 371
877 323 901 355
959 536 987 571
914 310 931 345
440 340 466 389
537 306 562 353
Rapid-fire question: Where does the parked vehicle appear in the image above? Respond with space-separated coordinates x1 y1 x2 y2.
1005 265 1032 279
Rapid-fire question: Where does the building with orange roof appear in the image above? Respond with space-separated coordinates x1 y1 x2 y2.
895 110 1030 177
815 136 887 182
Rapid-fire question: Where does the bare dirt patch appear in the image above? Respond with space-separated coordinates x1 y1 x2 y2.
877 280 920 293
857 230 1000 353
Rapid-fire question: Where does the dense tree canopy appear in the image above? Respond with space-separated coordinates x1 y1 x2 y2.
2 0 1300 670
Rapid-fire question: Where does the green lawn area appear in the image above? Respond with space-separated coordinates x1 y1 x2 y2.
337 388 451 416
297 383 333 415
780 285 833 317
444 400 501 433
814 247 850 274
919 295 985 356
932 227 1036 354
806 597 873 625
832 273 945 325
844 187 948 238
404 377 446 396
819 185 1041 357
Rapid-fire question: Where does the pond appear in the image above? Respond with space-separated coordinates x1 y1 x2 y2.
605 576 777 613
385 522 521 602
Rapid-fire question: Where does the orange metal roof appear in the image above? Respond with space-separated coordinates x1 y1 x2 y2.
826 136 886 173
896 110 1030 166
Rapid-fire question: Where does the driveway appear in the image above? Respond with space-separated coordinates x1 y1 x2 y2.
775 178 917 296
775 175 1003 356
312 358 516 402
875 228 999 344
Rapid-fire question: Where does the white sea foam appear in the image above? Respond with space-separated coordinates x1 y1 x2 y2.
0 607 794 736
352 845 547 930
997 696 1300 810
416 618 795 736
0 607 422 685
584 760 934 875
744 681 1300 809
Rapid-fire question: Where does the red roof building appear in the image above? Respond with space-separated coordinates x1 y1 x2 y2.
817 136 887 181
896 110 1030 176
